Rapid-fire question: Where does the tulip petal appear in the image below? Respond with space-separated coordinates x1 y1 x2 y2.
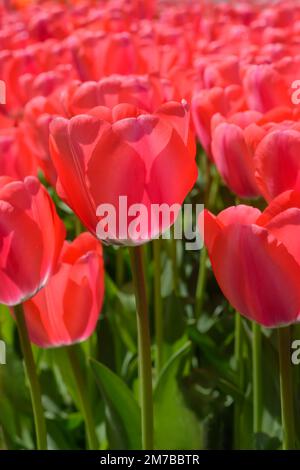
217 205 261 226
211 223 300 327
212 123 260 197
263 208 300 265
258 190 300 226
254 130 300 201
203 209 222 254
50 116 103 233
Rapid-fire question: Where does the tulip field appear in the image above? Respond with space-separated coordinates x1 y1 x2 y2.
2 0 300 454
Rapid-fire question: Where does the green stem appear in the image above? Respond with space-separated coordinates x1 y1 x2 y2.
75 217 82 236
252 322 262 434
195 165 220 321
234 313 244 449
116 248 125 287
195 247 207 319
14 304 47 450
66 345 98 450
153 238 163 376
129 246 154 450
278 326 296 450
170 229 179 295
207 166 220 210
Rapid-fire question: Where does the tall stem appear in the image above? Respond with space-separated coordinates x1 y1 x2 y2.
153 238 163 376
234 313 244 449
75 216 82 236
252 322 262 434
14 304 47 450
170 227 179 295
195 247 207 319
129 246 154 450
116 248 125 287
66 345 98 450
278 326 296 450
195 164 219 320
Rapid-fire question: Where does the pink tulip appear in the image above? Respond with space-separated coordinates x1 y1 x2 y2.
211 111 262 198
0 127 37 179
23 233 104 348
49 100 197 245
243 64 291 112
203 190 300 327
254 123 300 201
191 85 246 158
0 176 65 306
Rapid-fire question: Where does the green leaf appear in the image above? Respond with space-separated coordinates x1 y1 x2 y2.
154 343 202 450
90 359 141 450
104 275 137 353
254 432 281 450
163 294 187 344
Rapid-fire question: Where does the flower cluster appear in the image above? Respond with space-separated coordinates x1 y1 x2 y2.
1 0 300 452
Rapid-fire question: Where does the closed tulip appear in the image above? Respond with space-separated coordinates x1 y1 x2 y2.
243 64 291 113
203 56 241 89
0 176 65 306
191 85 245 158
211 110 262 198
0 127 37 179
203 190 300 327
64 74 176 116
254 122 300 201
21 96 63 186
23 233 104 348
49 100 197 245
70 31 147 81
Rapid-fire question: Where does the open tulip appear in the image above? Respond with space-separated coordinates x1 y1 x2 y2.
49 100 197 245
0 176 65 306
23 232 104 348
203 190 300 327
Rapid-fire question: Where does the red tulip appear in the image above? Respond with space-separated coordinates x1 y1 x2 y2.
254 122 300 201
203 56 241 89
243 64 291 113
191 85 245 158
49 100 197 245
70 31 148 81
23 233 104 348
0 127 37 179
211 111 262 198
64 74 176 116
203 190 300 327
21 95 64 186
0 176 65 306
128 0 156 19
